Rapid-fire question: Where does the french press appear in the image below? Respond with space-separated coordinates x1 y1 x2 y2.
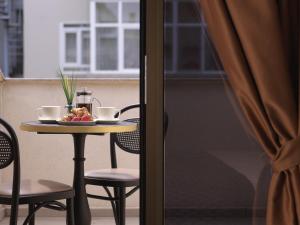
76 87 101 114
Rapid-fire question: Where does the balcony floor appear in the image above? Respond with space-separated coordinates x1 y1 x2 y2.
166 217 265 225
0 216 266 224
0 217 139 225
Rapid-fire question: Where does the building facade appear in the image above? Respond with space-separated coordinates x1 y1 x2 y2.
0 0 23 78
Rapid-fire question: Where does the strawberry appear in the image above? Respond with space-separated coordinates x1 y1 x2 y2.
71 117 81 122
81 115 92 121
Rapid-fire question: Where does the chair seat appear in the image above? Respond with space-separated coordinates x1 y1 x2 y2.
0 179 74 204
85 168 139 187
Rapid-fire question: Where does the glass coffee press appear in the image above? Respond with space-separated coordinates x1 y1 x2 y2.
76 88 101 114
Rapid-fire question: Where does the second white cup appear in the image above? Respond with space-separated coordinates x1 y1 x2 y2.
95 107 120 120
37 106 61 120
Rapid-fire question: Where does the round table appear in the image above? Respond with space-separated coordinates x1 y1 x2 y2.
20 121 137 225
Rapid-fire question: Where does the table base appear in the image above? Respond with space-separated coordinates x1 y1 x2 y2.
72 134 91 225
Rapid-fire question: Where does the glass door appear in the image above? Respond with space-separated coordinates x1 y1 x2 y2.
143 0 270 224
163 1 269 225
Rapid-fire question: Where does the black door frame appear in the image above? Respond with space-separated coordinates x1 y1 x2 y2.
139 0 146 223
140 0 164 224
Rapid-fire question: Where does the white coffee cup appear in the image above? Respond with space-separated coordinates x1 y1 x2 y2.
37 106 61 120
95 107 120 120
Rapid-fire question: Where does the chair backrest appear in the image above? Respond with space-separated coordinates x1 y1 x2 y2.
109 104 169 168
110 104 140 168
0 118 20 225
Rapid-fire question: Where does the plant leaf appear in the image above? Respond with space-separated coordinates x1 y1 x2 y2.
58 69 76 105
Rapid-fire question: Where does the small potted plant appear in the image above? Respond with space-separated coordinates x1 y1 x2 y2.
58 70 76 113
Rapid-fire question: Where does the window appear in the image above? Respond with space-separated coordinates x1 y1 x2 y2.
60 0 140 76
60 23 90 72
165 0 224 77
90 0 140 74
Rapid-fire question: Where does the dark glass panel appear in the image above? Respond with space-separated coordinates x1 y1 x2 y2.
177 27 202 71
178 0 201 23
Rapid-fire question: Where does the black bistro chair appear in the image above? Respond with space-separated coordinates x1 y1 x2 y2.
85 104 140 225
0 118 74 225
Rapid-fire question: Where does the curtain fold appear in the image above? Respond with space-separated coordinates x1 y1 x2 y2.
199 0 300 224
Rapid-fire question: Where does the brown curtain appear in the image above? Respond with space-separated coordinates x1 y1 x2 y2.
199 0 300 225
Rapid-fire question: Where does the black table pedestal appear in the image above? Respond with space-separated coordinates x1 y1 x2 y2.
72 134 91 225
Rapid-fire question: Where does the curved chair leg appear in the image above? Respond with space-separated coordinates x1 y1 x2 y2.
102 186 118 224
110 200 118 225
23 203 43 225
23 201 69 225
29 204 35 225
114 188 120 225
10 203 18 225
66 198 75 225
119 188 126 225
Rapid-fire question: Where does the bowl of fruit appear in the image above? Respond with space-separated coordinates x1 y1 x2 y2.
57 107 96 126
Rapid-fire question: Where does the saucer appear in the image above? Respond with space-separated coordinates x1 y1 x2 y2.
57 120 96 126
38 119 59 124
95 118 120 124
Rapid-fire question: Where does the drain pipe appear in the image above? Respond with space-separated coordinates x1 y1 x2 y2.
0 70 4 221
0 70 4 117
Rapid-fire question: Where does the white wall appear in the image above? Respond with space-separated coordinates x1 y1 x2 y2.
24 0 89 78
0 79 140 213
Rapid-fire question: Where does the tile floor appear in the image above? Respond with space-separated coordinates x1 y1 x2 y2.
166 217 265 225
0 217 139 225
0 217 265 225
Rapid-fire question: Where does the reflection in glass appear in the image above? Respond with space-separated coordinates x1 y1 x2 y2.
164 27 173 71
81 31 90 65
96 3 118 23
177 27 201 71
178 0 202 23
96 28 118 70
165 1 173 23
123 3 140 23
165 1 260 225
65 33 77 63
124 29 139 69
204 37 219 71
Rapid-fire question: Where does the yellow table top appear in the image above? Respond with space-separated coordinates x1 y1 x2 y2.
20 121 137 134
